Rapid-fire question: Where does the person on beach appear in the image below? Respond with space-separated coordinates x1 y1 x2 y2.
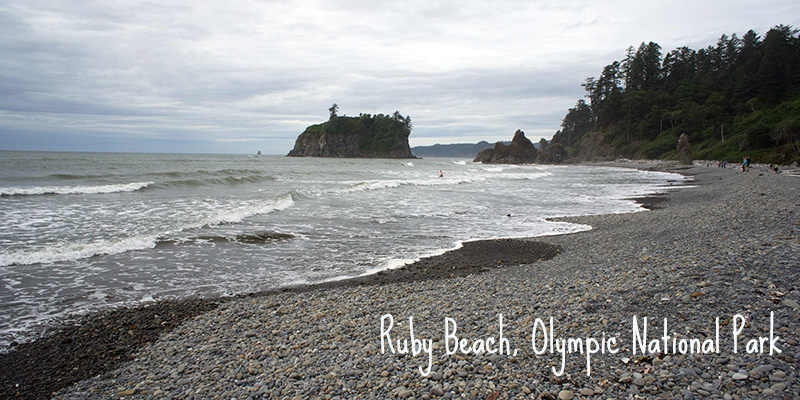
742 156 751 172
439 170 443 177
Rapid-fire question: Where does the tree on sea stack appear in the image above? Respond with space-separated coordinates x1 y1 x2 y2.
329 103 339 120
287 107 415 158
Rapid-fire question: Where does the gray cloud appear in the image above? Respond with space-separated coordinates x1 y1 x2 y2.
1 0 798 153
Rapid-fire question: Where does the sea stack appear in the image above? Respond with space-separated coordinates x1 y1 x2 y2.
473 129 538 164
288 113 414 159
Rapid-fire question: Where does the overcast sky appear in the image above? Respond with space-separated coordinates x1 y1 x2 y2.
1 0 798 154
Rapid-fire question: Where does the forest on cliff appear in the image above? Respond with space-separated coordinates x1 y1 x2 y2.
550 25 800 164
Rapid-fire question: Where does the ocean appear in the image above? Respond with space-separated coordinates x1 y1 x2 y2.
0 151 687 349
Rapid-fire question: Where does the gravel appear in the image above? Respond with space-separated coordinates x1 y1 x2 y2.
3 163 799 400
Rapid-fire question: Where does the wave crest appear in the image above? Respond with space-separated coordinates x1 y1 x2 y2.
0 182 153 197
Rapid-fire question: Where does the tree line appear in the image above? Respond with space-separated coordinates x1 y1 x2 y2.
551 25 800 164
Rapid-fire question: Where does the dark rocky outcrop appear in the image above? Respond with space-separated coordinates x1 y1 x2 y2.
473 147 495 163
288 114 414 159
473 130 538 164
537 142 567 164
677 133 693 165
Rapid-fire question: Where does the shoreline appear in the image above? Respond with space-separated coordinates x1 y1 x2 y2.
0 165 670 400
0 238 565 400
4 163 799 399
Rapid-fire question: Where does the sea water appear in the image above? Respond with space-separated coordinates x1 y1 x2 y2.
0 151 687 349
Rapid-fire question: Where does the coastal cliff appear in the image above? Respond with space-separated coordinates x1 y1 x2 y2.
287 113 414 159
549 25 800 165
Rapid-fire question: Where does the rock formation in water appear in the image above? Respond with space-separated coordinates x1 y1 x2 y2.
473 130 538 164
287 113 414 159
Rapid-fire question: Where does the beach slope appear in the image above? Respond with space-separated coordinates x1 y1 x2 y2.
4 164 799 399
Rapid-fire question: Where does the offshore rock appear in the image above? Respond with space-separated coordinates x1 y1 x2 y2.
537 142 567 164
473 130 538 164
288 114 414 159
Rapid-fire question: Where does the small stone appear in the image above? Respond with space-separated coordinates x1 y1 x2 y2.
770 382 786 392
397 388 413 398
430 372 442 381
431 385 444 396
521 386 531 394
782 299 800 310
558 390 574 400
176 378 191 385
732 372 748 380
579 388 594 396
117 389 136 397
245 330 257 338
751 365 774 375
691 291 705 298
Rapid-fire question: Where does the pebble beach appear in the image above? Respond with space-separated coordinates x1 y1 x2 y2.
3 163 799 400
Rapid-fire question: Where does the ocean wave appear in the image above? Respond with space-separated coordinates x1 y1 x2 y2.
45 173 110 180
155 174 276 188
0 235 159 267
0 182 154 197
323 176 481 196
201 193 295 226
0 193 296 267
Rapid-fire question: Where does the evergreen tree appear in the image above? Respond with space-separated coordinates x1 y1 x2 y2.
551 25 800 164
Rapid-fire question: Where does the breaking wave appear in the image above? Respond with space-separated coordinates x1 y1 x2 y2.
0 193 296 267
0 182 154 197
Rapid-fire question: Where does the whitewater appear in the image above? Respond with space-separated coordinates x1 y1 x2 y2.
0 151 687 349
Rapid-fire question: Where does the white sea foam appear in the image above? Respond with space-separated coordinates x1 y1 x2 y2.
201 193 295 226
0 154 690 350
0 193 295 267
0 181 153 196
0 235 159 267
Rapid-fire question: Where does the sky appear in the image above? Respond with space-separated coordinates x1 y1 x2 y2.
1 1 798 155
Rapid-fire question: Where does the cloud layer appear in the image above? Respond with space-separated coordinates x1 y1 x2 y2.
1 0 798 153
